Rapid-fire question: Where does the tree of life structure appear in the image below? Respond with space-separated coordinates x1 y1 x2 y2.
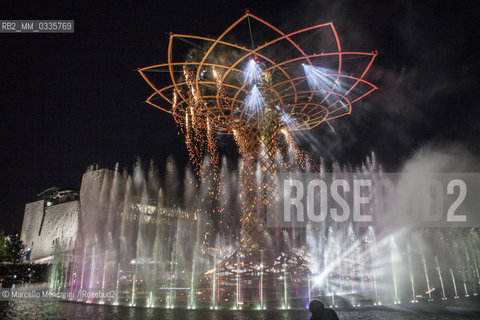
139 12 377 304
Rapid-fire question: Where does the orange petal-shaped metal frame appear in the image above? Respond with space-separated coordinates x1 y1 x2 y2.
138 12 377 135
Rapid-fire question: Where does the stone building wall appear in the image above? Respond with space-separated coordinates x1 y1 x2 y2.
20 200 79 263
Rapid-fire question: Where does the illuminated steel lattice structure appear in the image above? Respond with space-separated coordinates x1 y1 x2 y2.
139 12 377 304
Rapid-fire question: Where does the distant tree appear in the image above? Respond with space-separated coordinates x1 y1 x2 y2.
0 230 8 262
6 234 25 263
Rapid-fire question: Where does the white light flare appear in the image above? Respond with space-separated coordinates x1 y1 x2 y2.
243 58 263 84
243 85 266 115
278 106 298 129
326 120 335 133
303 64 337 91
303 65 351 106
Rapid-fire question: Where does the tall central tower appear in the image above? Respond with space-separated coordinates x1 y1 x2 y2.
139 12 377 305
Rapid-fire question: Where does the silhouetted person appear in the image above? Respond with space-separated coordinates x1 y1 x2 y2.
309 299 339 320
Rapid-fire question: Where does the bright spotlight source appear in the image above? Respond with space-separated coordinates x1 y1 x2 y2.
281 111 297 129
303 64 351 107
303 64 337 91
243 85 266 114
313 275 323 284
243 58 263 84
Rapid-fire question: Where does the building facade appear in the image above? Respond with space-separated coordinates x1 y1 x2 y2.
20 190 79 263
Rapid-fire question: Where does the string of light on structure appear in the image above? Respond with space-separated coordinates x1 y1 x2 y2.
139 12 377 177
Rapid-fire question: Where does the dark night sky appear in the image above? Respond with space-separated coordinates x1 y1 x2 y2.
0 1 478 234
